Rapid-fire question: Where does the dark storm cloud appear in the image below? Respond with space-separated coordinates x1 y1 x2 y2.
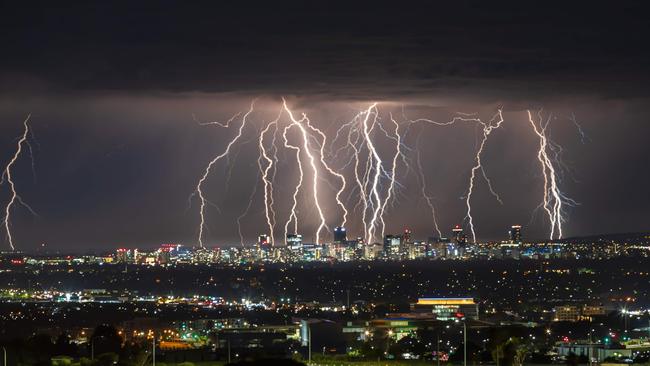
1 2 649 100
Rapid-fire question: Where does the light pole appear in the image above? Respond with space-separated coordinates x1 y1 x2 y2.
2 346 6 366
90 334 106 361
464 320 467 366
437 331 441 366
455 313 467 366
307 324 311 365
152 334 156 366
496 345 502 366
227 338 231 364
645 310 650 341
588 321 593 366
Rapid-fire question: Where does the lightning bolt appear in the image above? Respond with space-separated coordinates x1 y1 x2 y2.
267 116 281 229
2 115 36 251
192 111 243 128
569 112 590 144
282 122 303 242
360 103 384 245
301 113 349 228
527 109 577 240
188 101 579 249
408 113 490 127
409 109 505 243
377 113 403 239
415 133 442 238
257 109 284 245
348 119 369 240
282 99 327 245
236 169 260 247
329 104 408 244
194 100 255 247
463 109 504 243
257 116 279 246
328 107 373 239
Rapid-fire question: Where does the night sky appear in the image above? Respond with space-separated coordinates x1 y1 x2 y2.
0 2 649 251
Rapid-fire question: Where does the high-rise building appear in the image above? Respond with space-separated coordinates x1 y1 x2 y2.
508 225 522 244
258 234 270 247
403 228 412 243
158 248 171 265
286 233 303 250
333 226 347 243
401 228 413 258
452 225 467 245
115 248 137 264
383 234 402 259
116 248 128 263
301 243 321 261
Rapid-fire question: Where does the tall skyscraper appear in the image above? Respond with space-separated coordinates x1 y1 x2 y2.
258 234 270 247
403 228 412 243
452 225 467 245
508 225 522 244
333 226 347 243
383 234 402 259
401 228 413 259
286 233 304 260
286 233 303 248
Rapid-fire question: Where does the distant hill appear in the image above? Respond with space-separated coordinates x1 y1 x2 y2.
557 232 650 244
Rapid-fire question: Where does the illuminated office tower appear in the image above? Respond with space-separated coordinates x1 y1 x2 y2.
383 234 402 259
508 225 522 244
258 234 270 247
333 226 347 243
286 233 303 251
452 225 467 245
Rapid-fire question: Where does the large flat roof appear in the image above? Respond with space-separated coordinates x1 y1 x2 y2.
416 298 475 305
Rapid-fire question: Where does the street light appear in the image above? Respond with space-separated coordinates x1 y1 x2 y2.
437 330 441 366
456 313 467 366
152 333 156 366
307 323 311 365
90 335 103 361
385 329 394 357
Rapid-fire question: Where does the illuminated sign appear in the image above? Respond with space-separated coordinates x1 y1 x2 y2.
416 298 475 305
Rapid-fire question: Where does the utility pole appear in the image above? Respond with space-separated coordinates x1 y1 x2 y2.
227 338 231 364
464 320 467 366
308 325 312 365
152 335 156 366
346 289 350 309
496 345 501 366
588 320 593 366
455 313 467 366
437 331 441 366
